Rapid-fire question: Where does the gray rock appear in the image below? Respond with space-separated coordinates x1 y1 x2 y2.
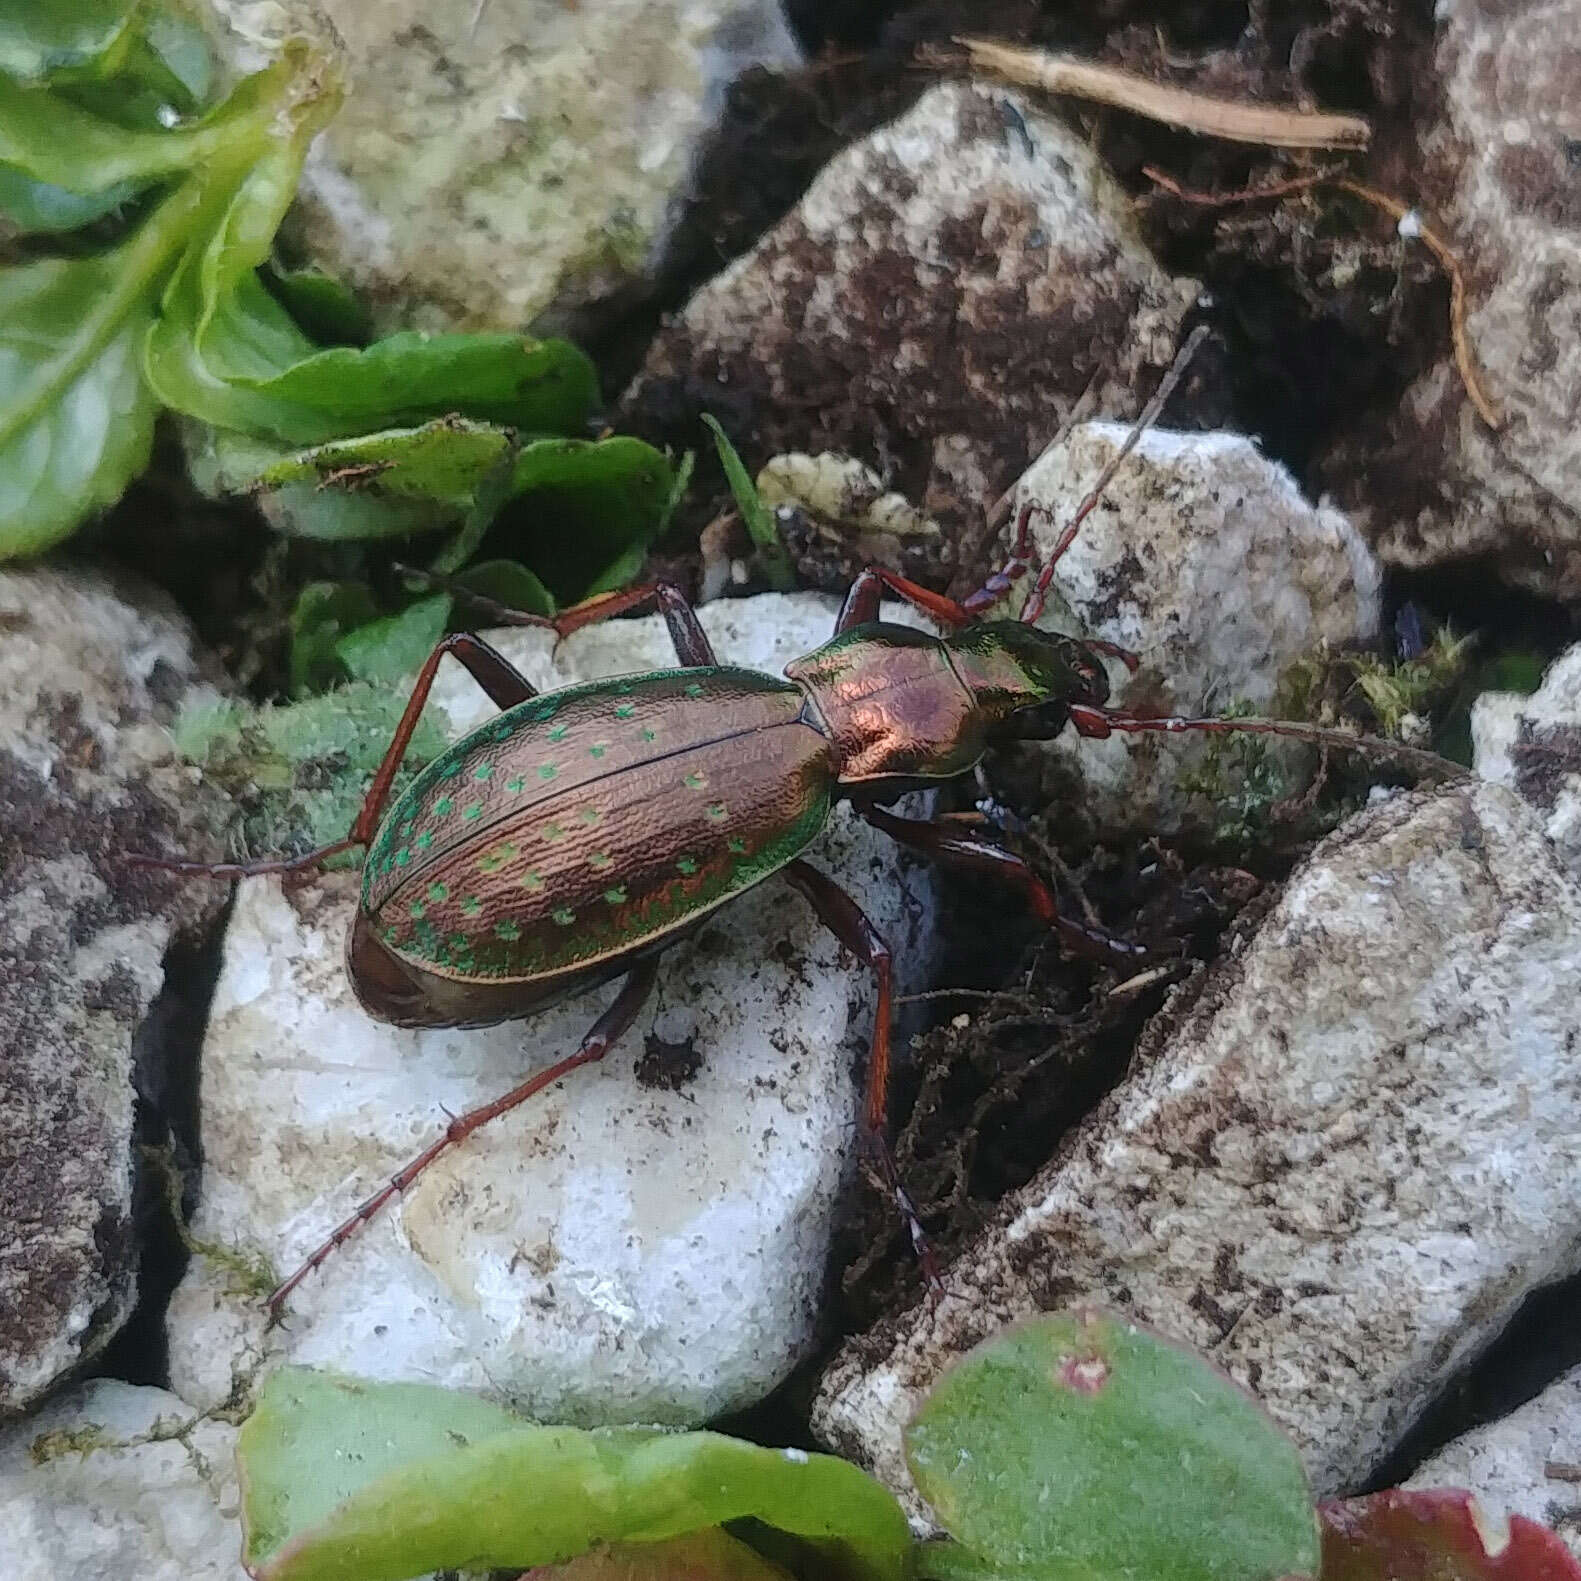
813 783 1581 1520
625 81 1204 575
1011 423 1382 830
0 1380 245 1581
210 0 801 335
166 594 939 1427
1474 643 1581 882
0 569 230 1416
1405 1364 1581 1558
1321 0 1581 599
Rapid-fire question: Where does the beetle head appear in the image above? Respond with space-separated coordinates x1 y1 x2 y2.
946 620 1111 740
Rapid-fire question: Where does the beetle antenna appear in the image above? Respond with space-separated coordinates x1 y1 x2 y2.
1020 322 1211 626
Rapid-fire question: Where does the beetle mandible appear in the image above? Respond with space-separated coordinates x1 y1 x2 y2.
140 330 1450 1311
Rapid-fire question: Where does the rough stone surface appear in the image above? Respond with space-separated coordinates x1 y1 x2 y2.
167 594 939 1426
1320 0 1581 599
1406 1364 1581 1557
813 782 1581 1519
211 0 801 335
624 81 1205 571
0 1380 245 1581
1015 423 1382 830
1474 643 1581 882
0 568 230 1416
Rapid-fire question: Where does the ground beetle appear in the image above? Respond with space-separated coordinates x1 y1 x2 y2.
141 332 1450 1310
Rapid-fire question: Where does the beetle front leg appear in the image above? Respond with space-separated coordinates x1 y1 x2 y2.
266 959 661 1314
862 806 1149 964
129 632 539 881
781 860 940 1292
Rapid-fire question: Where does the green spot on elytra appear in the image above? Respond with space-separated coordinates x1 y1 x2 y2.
552 906 575 926
579 807 601 826
415 831 433 851
541 822 566 843
409 901 426 920
449 933 468 950
588 852 613 871
676 856 698 876
639 727 657 742
476 842 518 874
706 803 728 822
428 882 449 902
603 886 628 905
433 796 453 817
520 871 545 892
474 762 493 782
684 682 704 698
461 896 482 918
538 762 558 781
463 803 483 821
506 776 525 793
588 741 608 759
394 848 411 868
613 702 636 719
495 919 521 941
547 723 569 743
400 819 415 838
492 720 513 741
383 925 400 945
728 836 748 854
440 760 462 779
683 771 706 790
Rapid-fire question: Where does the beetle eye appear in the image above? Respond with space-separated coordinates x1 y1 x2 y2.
1003 699 1071 741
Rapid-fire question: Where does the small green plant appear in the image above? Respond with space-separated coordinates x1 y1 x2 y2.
233 1311 1581 1581
0 1 676 622
702 414 796 592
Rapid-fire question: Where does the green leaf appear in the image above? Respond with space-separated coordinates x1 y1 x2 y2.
288 581 378 698
0 246 160 557
449 558 555 620
1319 1491 1581 1581
701 414 794 592
257 419 517 508
0 0 144 83
264 262 372 346
335 594 451 688
906 1309 1319 1581
528 1529 796 1579
238 1368 912 1581
0 166 140 233
494 435 674 603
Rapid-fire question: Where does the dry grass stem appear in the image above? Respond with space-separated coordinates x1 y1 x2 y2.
958 38 1371 150
1142 165 1503 430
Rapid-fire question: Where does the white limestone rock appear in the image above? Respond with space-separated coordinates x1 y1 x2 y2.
814 782 1581 1520
167 594 939 1426
0 568 230 1413
1474 643 1581 882
209 0 801 334
1406 1364 1581 1558
1013 423 1382 830
0 1381 245 1581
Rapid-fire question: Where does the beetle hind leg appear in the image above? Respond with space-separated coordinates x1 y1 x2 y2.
265 959 660 1315
781 860 942 1294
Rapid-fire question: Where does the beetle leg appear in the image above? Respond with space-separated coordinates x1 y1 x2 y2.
781 860 942 1293
265 959 661 1315
128 632 538 881
402 568 719 668
862 806 1149 964
834 567 976 633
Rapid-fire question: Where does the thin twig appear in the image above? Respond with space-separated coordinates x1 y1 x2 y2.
958 38 1370 150
1142 165 1503 431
